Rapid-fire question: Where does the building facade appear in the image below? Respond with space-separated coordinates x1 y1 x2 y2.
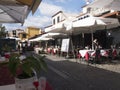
44 2 120 50
7 29 24 38
25 27 42 39
83 2 120 48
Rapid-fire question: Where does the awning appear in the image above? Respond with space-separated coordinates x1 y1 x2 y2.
32 37 53 41
45 33 67 39
86 0 120 11
6 37 21 41
0 0 42 24
29 33 54 42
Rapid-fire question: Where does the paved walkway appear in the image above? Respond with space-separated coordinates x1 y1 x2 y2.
0 84 15 90
1 52 120 90
45 54 120 74
42 54 120 90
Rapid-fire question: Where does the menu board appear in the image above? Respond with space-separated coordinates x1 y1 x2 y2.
61 38 70 52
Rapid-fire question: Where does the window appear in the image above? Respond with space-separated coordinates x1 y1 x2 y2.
22 34 26 38
53 19 55 24
78 15 90 20
12 30 16 36
57 16 60 23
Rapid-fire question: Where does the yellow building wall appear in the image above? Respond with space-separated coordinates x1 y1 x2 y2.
19 34 22 39
18 32 27 41
25 27 42 39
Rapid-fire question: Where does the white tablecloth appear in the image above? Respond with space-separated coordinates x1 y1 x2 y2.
79 49 110 58
100 49 109 57
79 50 94 58
34 47 43 54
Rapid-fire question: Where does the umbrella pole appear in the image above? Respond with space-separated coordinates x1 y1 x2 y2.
91 29 94 50
82 33 84 48
70 37 76 59
66 37 70 58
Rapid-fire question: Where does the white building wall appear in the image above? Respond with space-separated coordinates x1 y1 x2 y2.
52 12 66 25
82 7 88 13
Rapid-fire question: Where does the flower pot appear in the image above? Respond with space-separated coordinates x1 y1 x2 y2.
15 74 37 90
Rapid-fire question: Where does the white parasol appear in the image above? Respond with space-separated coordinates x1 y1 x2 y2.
0 0 42 24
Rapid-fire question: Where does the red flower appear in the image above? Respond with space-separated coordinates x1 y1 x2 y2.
33 81 39 90
5 54 10 59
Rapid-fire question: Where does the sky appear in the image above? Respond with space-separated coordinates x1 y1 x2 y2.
3 0 93 31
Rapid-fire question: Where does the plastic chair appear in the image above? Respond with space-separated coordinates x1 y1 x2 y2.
38 77 53 90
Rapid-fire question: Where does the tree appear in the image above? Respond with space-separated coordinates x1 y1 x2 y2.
0 26 7 38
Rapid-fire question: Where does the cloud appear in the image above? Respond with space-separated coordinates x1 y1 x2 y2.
38 0 78 17
44 0 72 3
22 2 64 28
4 2 64 30
38 2 63 16
23 2 79 29
3 23 25 31
23 15 51 28
4 0 82 31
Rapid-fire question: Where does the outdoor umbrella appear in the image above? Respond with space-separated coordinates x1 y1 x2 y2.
6 36 21 41
31 37 53 41
29 33 54 42
68 15 120 49
86 0 120 11
0 5 28 23
0 0 42 24
45 33 67 39
71 16 120 34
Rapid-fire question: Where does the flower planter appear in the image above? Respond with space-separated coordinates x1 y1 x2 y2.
15 75 37 90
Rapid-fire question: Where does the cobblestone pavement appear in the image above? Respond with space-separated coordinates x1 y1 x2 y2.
39 54 120 90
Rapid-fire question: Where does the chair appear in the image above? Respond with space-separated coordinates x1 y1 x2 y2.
38 77 53 90
85 52 90 61
112 49 117 59
38 77 46 90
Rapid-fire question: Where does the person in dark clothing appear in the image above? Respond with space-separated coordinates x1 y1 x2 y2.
22 42 26 53
18 44 20 53
93 39 99 50
93 39 101 63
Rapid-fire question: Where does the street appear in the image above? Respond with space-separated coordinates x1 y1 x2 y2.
40 55 120 90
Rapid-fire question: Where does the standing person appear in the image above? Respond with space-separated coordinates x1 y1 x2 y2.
93 39 101 63
17 42 20 54
18 42 22 54
93 39 99 50
22 42 26 54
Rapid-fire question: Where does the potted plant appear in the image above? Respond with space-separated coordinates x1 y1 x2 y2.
1 52 47 90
